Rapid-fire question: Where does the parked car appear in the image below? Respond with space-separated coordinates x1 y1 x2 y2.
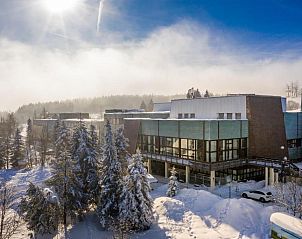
241 190 273 202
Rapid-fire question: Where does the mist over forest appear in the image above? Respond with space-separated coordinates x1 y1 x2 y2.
4 94 184 123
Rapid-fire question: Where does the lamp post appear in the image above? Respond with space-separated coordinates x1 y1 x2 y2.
280 146 287 184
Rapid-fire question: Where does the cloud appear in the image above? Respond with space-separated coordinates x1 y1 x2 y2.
0 21 301 111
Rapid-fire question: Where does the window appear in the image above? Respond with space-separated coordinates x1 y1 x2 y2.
235 113 241 119
184 113 189 119
227 113 232 119
190 113 195 118
178 113 182 119
218 113 224 119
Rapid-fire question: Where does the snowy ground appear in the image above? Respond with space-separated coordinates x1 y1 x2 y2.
0 167 283 239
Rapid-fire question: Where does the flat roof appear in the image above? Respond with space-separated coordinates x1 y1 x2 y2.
34 118 103 122
171 94 284 102
104 111 170 115
124 118 248 121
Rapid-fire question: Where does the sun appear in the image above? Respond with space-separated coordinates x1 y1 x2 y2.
42 0 78 14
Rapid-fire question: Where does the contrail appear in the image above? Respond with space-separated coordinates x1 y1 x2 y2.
97 0 105 33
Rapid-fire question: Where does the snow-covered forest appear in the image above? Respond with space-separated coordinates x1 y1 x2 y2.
0 115 153 238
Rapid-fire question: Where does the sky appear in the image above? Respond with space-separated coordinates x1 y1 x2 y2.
0 0 302 111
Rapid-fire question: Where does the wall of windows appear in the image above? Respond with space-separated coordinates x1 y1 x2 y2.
287 138 302 148
138 134 248 162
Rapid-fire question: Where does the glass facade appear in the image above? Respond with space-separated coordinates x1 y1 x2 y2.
138 135 248 163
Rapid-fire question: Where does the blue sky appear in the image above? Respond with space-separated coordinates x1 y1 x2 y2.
118 0 302 44
0 0 302 110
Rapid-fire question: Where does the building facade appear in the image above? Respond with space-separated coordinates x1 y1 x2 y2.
106 95 302 187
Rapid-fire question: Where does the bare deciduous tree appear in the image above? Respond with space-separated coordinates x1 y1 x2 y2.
275 178 302 217
0 184 22 239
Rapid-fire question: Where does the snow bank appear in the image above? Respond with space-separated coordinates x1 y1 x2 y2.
154 188 275 239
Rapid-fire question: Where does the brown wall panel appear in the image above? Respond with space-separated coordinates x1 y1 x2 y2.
246 96 288 159
124 119 141 154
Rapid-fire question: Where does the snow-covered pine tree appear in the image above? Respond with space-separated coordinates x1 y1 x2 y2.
11 128 24 168
71 121 98 211
97 120 123 228
19 182 60 236
0 139 5 169
46 121 83 224
25 118 34 167
166 166 179 197
114 127 130 175
119 150 153 232
3 136 11 169
87 124 99 205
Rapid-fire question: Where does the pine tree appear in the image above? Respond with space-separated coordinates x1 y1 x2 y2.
166 167 179 197
25 118 34 167
19 182 60 236
97 120 123 228
87 124 100 205
114 127 130 175
3 136 11 169
6 113 16 138
46 121 83 226
11 128 24 168
119 150 153 232
147 99 154 112
0 139 5 169
140 101 147 111
71 121 98 211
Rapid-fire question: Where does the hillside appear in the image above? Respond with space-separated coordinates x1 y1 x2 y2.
14 94 184 123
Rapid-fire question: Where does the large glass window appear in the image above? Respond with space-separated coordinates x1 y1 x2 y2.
138 134 247 162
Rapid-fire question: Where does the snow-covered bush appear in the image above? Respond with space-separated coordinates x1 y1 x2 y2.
167 166 179 197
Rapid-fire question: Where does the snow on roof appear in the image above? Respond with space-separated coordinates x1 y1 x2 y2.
270 212 302 237
105 111 170 115
294 162 302 170
125 118 248 121
35 118 103 122
286 109 302 113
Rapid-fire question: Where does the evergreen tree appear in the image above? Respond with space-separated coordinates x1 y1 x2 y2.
6 113 16 137
19 182 60 236
119 150 153 232
114 127 130 175
25 118 34 167
147 99 154 112
0 139 5 169
3 136 11 169
11 128 24 168
87 124 100 204
140 101 147 111
46 121 84 226
166 167 179 197
71 121 98 210
97 120 123 227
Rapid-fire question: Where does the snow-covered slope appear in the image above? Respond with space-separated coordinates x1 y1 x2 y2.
1 168 277 239
151 186 274 239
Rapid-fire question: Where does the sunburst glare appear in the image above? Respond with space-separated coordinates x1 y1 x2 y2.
41 0 79 14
